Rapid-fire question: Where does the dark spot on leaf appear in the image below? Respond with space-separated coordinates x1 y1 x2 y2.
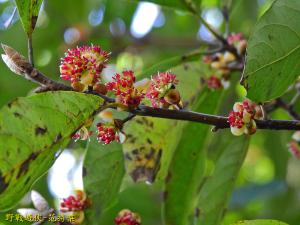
13 112 22 118
195 208 200 217
132 149 139 155
35 126 47 136
31 16 38 30
0 172 8 194
54 133 62 143
163 191 168 201
7 99 19 109
125 153 132 160
24 177 30 185
17 152 39 178
145 148 155 159
146 138 152 144
82 167 87 177
165 171 172 183
268 34 273 41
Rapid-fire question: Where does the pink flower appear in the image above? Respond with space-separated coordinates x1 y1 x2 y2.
227 33 244 45
114 209 141 225
96 122 125 145
60 45 110 91
106 70 144 108
60 190 89 213
207 75 222 90
146 72 179 107
228 100 259 136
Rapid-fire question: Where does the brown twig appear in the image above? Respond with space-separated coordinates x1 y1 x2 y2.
2 45 300 131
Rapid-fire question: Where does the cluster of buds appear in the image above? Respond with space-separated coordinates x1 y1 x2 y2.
60 190 90 225
106 70 145 109
60 45 110 92
227 33 247 55
96 120 126 145
228 100 263 136
59 46 185 146
288 132 300 159
203 33 247 76
146 72 181 108
206 75 229 90
114 209 141 225
60 190 90 212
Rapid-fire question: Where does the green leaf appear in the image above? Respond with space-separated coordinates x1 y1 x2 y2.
163 88 223 225
243 0 300 102
123 62 205 183
0 91 103 211
197 134 250 225
137 49 206 78
83 137 125 224
128 0 201 12
15 0 43 36
123 117 180 183
230 220 289 225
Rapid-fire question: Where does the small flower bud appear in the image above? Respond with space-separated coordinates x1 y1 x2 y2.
93 83 108 95
245 119 257 135
1 44 32 75
114 209 141 225
60 190 90 213
207 75 222 90
288 141 300 159
223 52 236 63
292 131 300 142
237 40 247 55
164 89 181 105
99 109 114 122
71 81 86 92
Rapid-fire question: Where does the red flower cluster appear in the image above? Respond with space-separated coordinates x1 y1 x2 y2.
96 122 120 145
60 190 89 213
60 45 110 91
146 72 179 107
207 75 222 90
228 100 262 136
106 70 144 108
114 209 141 225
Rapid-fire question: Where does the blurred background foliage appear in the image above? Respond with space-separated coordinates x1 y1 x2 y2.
0 0 299 225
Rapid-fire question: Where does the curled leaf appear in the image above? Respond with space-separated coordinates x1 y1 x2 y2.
31 190 49 212
1 44 32 75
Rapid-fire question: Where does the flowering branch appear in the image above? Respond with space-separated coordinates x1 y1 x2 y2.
2 44 300 135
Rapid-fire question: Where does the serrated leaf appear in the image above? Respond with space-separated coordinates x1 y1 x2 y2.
0 91 103 211
163 88 223 225
243 0 300 102
230 220 289 225
197 134 249 225
83 136 125 224
15 0 43 36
